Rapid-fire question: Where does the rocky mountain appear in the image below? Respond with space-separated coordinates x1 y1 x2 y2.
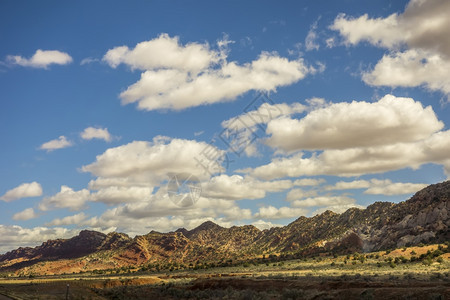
0 181 448 275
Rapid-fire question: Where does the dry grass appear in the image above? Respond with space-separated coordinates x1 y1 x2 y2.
0 244 448 299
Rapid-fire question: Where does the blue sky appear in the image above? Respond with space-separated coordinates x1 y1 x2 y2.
1 0 449 253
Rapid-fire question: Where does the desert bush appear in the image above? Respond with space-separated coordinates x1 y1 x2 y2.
422 258 432 266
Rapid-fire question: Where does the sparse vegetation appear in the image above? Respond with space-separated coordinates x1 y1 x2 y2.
0 244 448 299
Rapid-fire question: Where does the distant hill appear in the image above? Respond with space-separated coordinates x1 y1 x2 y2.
1 181 448 275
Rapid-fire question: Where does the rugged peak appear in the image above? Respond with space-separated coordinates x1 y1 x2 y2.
100 232 132 250
175 228 189 236
407 180 450 204
193 221 222 232
78 230 106 239
321 210 338 216
312 210 339 221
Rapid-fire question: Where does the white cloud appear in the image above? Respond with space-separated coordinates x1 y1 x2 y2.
254 206 307 219
363 179 428 195
12 208 38 221
266 94 443 152
325 37 336 48
244 94 450 180
362 49 450 97
331 0 450 57
202 174 292 200
103 33 219 72
7 49 72 69
331 0 450 99
219 99 309 157
80 57 99 65
0 225 80 254
81 136 226 183
0 182 43 202
305 20 320 51
325 178 427 195
292 195 356 208
249 129 450 179
39 136 73 152
331 12 402 49
325 180 371 191
46 213 87 226
251 220 282 230
285 188 318 201
80 127 113 142
90 186 153 205
88 177 150 189
103 34 311 111
293 178 325 186
221 102 306 131
39 186 90 211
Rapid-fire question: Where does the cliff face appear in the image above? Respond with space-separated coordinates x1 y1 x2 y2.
0 181 448 275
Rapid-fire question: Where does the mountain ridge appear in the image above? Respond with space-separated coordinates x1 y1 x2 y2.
1 180 449 275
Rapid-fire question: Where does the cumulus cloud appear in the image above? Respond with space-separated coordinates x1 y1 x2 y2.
266 95 443 152
249 129 450 179
293 178 326 186
80 127 113 142
202 174 292 200
88 177 150 190
39 186 90 211
103 33 219 72
254 206 307 219
325 180 371 191
7 49 72 69
331 0 450 99
243 94 450 180
90 186 153 205
0 182 43 202
46 213 87 226
331 0 450 56
0 225 79 254
363 179 428 195
251 220 282 230
362 49 450 96
221 102 306 131
292 195 356 208
220 101 306 157
81 136 226 183
39 136 73 152
219 97 325 157
12 208 38 221
103 34 311 111
326 179 427 195
285 188 318 201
